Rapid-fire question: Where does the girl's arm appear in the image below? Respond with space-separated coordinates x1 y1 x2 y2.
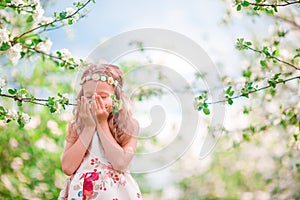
61 96 96 176
61 124 95 176
96 121 137 172
92 94 138 172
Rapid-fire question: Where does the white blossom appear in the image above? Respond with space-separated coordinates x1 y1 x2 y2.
263 70 273 86
11 157 23 171
25 39 32 45
0 28 10 43
28 0 40 5
0 10 10 27
7 43 22 65
21 113 30 124
66 7 79 22
66 7 76 16
9 138 18 148
73 13 80 22
33 4 45 21
60 48 72 60
40 16 54 25
11 0 25 6
7 109 18 119
0 77 6 88
35 39 52 53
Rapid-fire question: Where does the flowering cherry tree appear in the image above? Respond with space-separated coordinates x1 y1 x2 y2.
0 0 94 127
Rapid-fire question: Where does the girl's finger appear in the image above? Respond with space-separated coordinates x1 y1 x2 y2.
77 99 81 113
91 97 98 115
82 96 87 115
93 94 100 111
96 94 105 110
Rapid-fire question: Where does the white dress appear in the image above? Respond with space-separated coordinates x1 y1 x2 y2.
58 132 143 200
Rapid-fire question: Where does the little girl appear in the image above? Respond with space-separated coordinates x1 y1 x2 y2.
58 64 143 200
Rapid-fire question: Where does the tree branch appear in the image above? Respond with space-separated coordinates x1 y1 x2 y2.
13 0 93 42
207 75 300 105
0 93 77 107
1 3 36 14
249 0 300 7
21 44 79 68
244 45 300 71
273 15 300 29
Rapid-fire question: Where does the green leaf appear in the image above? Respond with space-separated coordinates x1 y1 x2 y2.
268 80 276 88
20 89 27 95
17 101 22 107
227 98 233 105
273 73 281 80
237 5 242 11
272 49 279 57
49 107 56 113
243 107 249 114
17 118 25 128
245 41 252 46
26 15 34 23
242 1 250 7
262 46 270 56
242 68 252 79
265 8 274 15
0 42 10 51
243 133 250 141
8 88 17 95
59 11 67 19
260 60 267 67
203 108 210 115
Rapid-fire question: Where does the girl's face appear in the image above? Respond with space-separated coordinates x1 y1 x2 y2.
83 80 114 111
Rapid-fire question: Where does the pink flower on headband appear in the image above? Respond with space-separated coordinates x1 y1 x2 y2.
107 77 114 85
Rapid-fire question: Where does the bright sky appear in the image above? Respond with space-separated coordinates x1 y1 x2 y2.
45 0 273 77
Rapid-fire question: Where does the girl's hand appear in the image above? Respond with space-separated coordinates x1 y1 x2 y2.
91 94 111 124
77 96 96 128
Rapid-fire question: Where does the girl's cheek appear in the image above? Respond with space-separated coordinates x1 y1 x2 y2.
104 99 113 107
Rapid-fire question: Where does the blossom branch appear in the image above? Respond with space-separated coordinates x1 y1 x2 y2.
249 0 300 7
1 3 36 14
243 45 300 71
21 44 79 68
207 75 300 105
36 14 88 35
13 0 93 42
0 93 76 107
273 15 300 29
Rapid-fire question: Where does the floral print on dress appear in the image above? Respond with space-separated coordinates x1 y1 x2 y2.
90 157 127 188
80 169 99 200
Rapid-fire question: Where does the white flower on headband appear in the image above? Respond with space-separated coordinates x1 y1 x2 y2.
100 76 106 81
107 77 114 85
113 80 118 86
92 74 99 81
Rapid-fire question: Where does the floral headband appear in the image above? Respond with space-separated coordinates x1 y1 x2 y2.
80 74 118 86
